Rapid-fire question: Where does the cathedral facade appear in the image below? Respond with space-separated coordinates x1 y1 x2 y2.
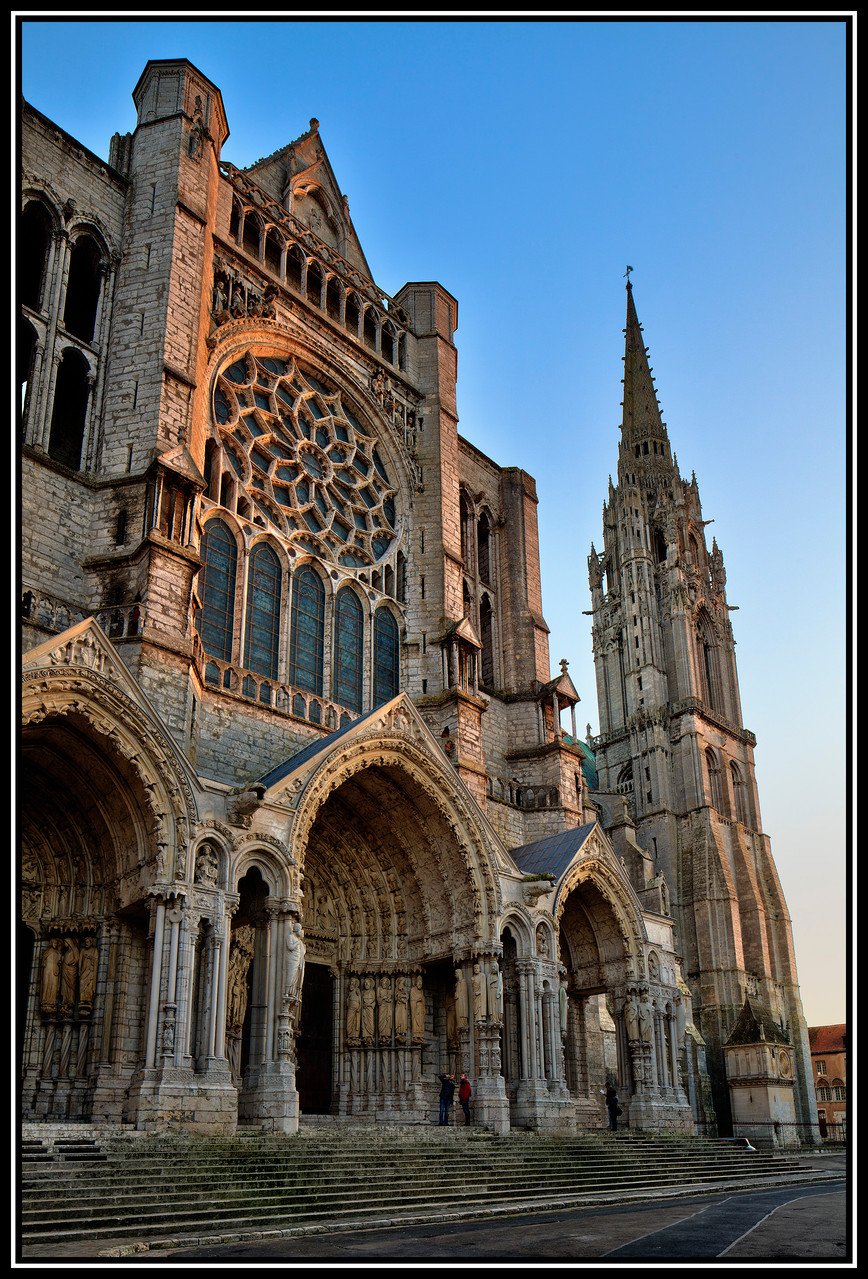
20 59 814 1142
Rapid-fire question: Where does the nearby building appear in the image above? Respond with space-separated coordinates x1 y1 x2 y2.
20 58 817 1141
809 1025 847 1138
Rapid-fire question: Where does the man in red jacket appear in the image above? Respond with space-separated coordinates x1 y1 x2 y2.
458 1072 472 1126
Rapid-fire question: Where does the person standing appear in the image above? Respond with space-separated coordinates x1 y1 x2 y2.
600 1083 621 1131
458 1072 472 1126
438 1072 456 1125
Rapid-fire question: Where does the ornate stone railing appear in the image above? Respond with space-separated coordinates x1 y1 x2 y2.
21 588 145 641
191 633 357 732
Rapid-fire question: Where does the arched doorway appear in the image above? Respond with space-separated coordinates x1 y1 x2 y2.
291 742 501 1124
20 711 157 1123
556 873 636 1125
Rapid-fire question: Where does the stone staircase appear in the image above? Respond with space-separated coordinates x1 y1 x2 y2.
20 1124 837 1257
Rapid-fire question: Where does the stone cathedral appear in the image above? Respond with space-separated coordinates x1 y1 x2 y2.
20 59 816 1143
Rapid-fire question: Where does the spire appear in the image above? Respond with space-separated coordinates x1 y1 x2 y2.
619 279 671 472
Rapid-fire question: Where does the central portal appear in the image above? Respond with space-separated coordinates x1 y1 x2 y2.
296 963 334 1115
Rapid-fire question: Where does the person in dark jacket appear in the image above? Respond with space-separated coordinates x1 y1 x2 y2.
601 1083 620 1130
458 1073 472 1126
438 1073 456 1125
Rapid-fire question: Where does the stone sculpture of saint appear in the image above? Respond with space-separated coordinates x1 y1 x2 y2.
40 937 62 1015
624 998 640 1042
77 936 98 1015
454 968 469 1028
638 1000 653 1044
394 977 409 1043
377 975 393 1044
60 936 79 1016
559 979 568 1037
471 962 487 1022
283 920 305 1007
488 961 503 1022
346 976 361 1042
410 974 425 1043
361 977 376 1044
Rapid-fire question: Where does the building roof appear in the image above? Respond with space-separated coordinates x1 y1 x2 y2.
509 823 596 880
255 703 383 790
724 996 791 1046
808 1025 847 1054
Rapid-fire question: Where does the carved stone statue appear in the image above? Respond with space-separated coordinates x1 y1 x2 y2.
488 961 503 1022
361 976 376 1044
394 977 409 1043
195 844 219 887
624 998 640 1042
559 979 568 1036
346 976 361 1042
60 937 79 1017
39 937 62 1015
410 974 425 1042
377 975 393 1044
638 1000 653 1044
454 967 469 1028
283 920 305 1005
471 963 487 1021
77 936 98 1015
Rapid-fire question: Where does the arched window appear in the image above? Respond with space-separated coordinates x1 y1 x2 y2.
333 587 364 713
47 348 89 469
373 608 400 706
264 228 283 275
731 761 749 825
480 594 495 688
20 201 53 311
242 211 262 259
697 612 722 712
306 261 323 307
363 308 377 351
477 512 491 583
18 316 37 436
286 244 304 291
706 748 725 813
198 519 238 662
63 235 102 343
289 566 325 695
243 542 282 679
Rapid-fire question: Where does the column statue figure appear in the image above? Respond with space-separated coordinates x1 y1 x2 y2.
454 967 469 1028
346 976 361 1043
409 974 425 1043
40 938 62 1015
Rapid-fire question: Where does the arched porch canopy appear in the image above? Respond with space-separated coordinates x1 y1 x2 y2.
256 693 506 961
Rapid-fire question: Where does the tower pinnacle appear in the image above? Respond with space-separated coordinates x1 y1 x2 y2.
619 280 672 482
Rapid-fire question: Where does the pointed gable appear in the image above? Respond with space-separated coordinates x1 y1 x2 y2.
244 118 373 279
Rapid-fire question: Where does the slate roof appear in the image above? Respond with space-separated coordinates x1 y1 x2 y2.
256 703 384 790
724 997 791 1046
509 823 596 880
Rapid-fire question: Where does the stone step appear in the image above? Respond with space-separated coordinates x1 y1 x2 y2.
19 1154 801 1203
23 1157 790 1218
21 1165 819 1245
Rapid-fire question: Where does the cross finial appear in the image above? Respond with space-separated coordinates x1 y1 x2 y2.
624 265 633 286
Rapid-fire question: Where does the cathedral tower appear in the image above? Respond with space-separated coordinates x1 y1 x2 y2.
588 280 816 1133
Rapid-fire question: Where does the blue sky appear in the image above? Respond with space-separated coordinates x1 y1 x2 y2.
19 16 849 1027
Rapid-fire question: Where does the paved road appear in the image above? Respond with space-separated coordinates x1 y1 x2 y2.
152 1179 849 1263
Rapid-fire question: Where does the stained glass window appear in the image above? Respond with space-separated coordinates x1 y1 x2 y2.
243 542 281 679
334 588 364 713
289 566 325 695
373 608 400 707
198 519 237 662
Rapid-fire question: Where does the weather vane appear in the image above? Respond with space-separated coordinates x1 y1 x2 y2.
624 265 633 281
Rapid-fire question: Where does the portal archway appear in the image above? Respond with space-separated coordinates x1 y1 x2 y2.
286 726 503 1122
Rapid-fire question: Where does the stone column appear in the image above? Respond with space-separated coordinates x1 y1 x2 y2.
144 895 166 1070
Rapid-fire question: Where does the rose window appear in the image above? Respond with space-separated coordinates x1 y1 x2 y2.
213 352 399 569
